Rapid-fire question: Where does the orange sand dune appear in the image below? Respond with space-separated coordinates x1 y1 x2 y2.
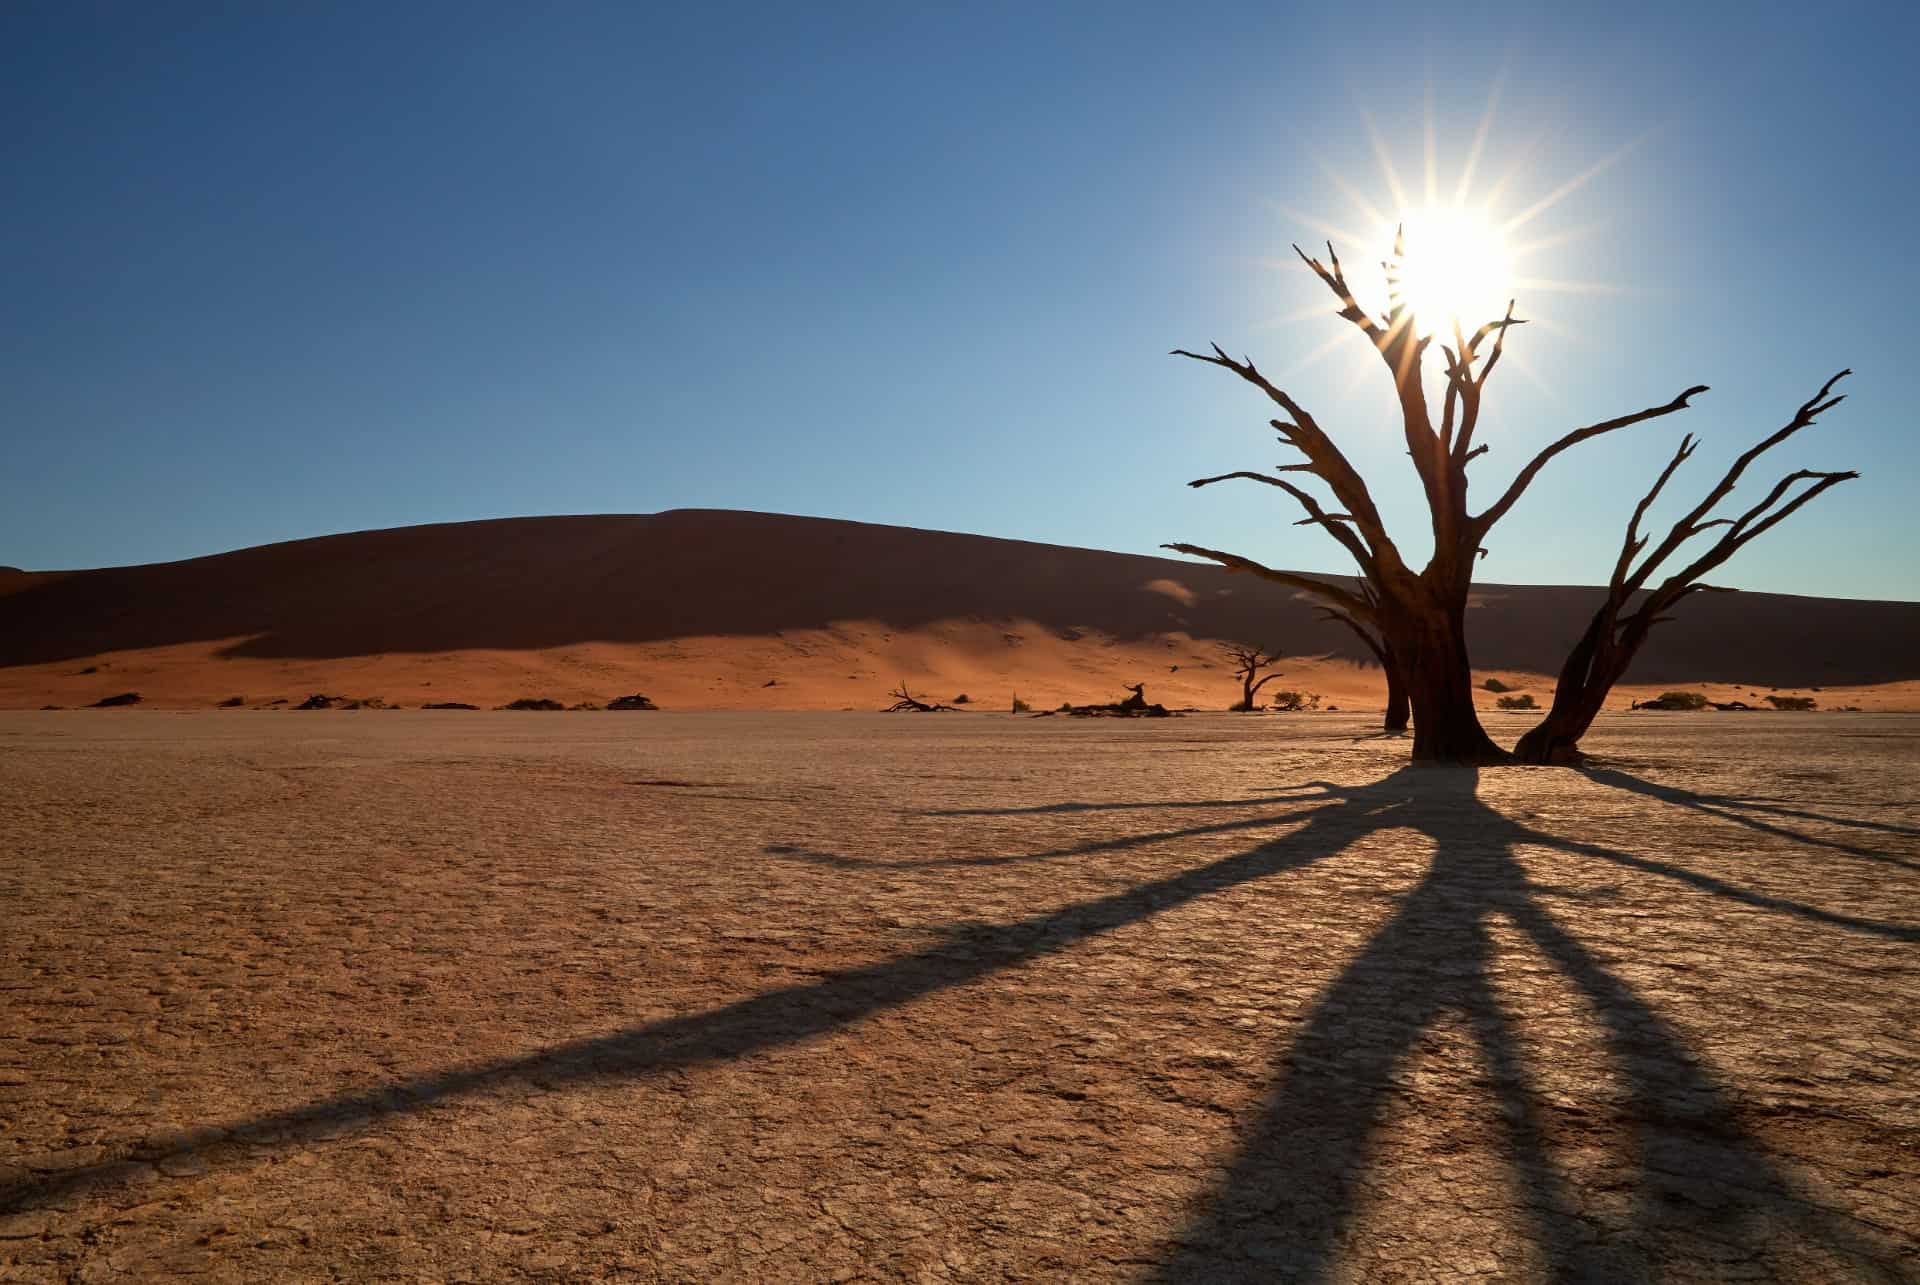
2 510 1915 710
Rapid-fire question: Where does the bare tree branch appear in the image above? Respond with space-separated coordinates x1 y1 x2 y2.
1188 470 1294 491
1186 471 1378 575
1515 370 1858 763
1159 543 1373 618
1170 345 1409 584
1316 605 1387 665
1473 383 1710 539
1653 471 1857 593
1609 433 1698 591
1472 302 1523 391
1434 303 1525 467
1620 371 1850 597
1292 242 1383 345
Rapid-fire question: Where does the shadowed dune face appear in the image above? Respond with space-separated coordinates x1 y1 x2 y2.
2 509 1917 685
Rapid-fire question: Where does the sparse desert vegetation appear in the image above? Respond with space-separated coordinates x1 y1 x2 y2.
1636 690 1712 711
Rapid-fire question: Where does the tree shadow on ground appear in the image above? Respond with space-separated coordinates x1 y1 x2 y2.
1581 765 1920 873
1129 771 1913 1281
3 770 1913 1279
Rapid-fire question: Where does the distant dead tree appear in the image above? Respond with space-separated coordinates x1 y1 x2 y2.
1167 234 1850 762
1512 374 1855 763
1220 643 1284 711
882 681 961 713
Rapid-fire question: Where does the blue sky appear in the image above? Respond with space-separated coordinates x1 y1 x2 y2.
3 1 1915 599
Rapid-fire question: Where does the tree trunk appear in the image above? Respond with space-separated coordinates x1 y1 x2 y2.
1512 702 1594 764
1394 602 1509 764
1512 652 1605 763
1512 612 1635 764
1382 649 1409 732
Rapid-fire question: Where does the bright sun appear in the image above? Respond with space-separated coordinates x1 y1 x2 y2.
1388 206 1514 337
1280 99 1631 379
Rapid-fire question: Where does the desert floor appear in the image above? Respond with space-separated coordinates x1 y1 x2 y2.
1 711 1916 1282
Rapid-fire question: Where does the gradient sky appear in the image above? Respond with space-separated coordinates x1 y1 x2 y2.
4 1 1915 599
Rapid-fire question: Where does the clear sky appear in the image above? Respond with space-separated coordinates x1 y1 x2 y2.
4 1 1915 599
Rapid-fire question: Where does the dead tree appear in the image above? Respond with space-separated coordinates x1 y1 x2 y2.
883 681 960 713
1042 683 1175 718
1220 642 1284 711
1513 374 1856 763
1168 234 1710 762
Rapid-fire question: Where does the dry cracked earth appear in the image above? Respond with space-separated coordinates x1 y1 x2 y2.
1 710 1916 1282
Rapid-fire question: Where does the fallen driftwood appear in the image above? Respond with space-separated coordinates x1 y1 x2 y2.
883 682 964 713
1033 683 1177 718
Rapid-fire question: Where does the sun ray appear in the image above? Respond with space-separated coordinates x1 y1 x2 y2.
1361 110 1411 214
1481 125 1550 214
1519 313 1605 352
1512 275 1628 296
1453 76 1504 205
1273 203 1370 252
1250 293 1357 329
1507 222 1603 261
1496 346 1558 402
1502 132 1649 234
1278 326 1362 377
1313 153 1390 233
1331 333 1379 401
1423 82 1439 208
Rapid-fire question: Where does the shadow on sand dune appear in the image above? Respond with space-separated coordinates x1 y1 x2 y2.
3 768 1913 1278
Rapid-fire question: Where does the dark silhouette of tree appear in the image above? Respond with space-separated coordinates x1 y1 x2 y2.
1513 372 1856 763
1168 236 1710 762
1168 239 1854 763
882 681 961 712
1220 642 1284 711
